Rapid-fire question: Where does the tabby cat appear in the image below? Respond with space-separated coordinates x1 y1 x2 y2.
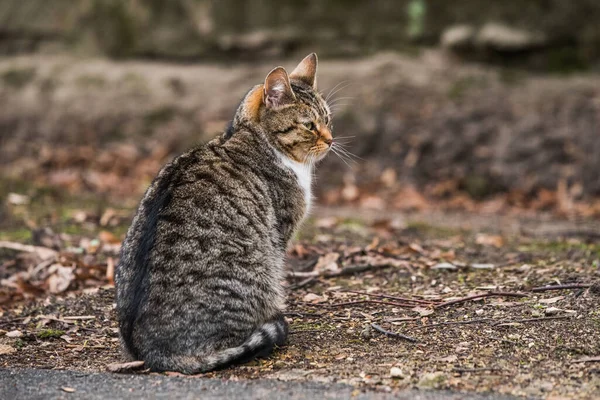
115 54 333 374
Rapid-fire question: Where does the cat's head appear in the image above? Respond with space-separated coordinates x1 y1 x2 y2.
237 53 332 165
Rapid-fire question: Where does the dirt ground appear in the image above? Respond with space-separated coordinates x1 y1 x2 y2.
1 207 599 399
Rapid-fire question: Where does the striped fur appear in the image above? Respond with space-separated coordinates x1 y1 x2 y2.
115 54 333 373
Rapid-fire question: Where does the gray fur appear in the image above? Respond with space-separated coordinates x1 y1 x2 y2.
115 54 333 374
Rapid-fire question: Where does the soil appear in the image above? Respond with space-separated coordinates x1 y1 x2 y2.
1 209 599 399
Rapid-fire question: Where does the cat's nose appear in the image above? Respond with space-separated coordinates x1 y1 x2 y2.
319 127 333 146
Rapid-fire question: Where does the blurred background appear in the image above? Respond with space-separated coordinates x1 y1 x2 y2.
1 0 600 238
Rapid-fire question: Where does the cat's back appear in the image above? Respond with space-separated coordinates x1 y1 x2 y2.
115 133 287 359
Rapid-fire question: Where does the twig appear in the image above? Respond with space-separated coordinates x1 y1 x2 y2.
414 318 492 329
343 290 438 305
453 367 504 373
289 329 332 334
531 283 591 292
288 261 410 280
492 315 573 326
288 277 317 290
370 323 418 343
63 316 96 321
0 241 57 260
284 312 324 319
301 299 416 309
572 356 600 364
435 291 529 309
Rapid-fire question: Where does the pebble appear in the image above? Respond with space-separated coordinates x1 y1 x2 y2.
390 367 403 378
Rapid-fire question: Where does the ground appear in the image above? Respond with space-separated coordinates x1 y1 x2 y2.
1 206 599 399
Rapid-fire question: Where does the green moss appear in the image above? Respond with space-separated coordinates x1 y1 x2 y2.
521 241 600 258
37 329 66 339
1 67 37 89
405 221 462 238
0 228 31 241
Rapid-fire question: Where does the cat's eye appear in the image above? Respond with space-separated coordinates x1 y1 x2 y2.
303 122 316 131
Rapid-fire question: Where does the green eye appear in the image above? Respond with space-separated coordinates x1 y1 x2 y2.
303 121 316 131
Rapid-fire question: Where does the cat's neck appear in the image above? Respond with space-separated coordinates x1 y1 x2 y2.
277 153 313 215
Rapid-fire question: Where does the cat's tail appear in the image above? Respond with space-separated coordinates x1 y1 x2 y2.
146 316 288 374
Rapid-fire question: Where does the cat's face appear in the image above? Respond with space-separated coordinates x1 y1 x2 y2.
241 54 333 165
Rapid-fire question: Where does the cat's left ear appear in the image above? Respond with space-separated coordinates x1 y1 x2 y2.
290 53 318 89
264 67 296 109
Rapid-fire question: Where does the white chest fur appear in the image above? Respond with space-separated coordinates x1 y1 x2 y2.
279 154 313 215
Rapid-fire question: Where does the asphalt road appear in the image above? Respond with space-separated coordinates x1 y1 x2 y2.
0 369 522 400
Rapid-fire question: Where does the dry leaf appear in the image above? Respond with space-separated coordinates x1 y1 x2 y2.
313 252 340 274
47 265 75 294
106 257 115 285
475 234 504 248
61 387 76 393
0 344 16 355
6 330 23 338
106 360 145 373
412 306 434 316
98 231 121 245
302 293 323 303
538 296 564 304
437 354 458 363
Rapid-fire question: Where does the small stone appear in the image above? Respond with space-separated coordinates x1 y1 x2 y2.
470 263 495 270
390 367 403 378
475 309 484 315
544 307 561 315
6 330 22 338
431 262 457 270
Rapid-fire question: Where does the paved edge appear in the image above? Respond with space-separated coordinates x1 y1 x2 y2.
0 368 524 400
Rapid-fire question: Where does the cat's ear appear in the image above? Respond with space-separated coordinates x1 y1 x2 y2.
264 67 295 109
290 53 318 89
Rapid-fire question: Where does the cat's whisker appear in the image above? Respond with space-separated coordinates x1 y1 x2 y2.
331 146 354 168
325 81 351 102
333 143 363 162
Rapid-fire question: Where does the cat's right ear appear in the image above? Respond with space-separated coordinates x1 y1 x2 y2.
264 67 295 109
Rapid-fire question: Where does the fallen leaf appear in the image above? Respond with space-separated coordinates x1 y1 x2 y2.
408 243 424 254
538 296 564 304
61 387 76 393
6 330 23 338
106 360 145 373
437 354 458 363
412 307 434 316
0 344 16 355
302 293 323 303
313 252 340 274
315 217 338 229
475 234 504 248
99 231 121 245
47 265 75 294
106 257 115 285
100 208 117 227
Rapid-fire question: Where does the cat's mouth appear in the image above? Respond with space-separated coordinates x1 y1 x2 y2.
310 144 331 162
